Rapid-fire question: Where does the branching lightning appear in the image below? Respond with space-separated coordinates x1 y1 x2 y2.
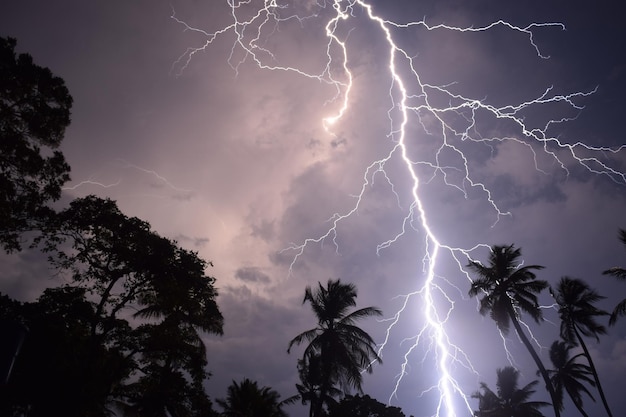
62 158 194 198
171 1 626 416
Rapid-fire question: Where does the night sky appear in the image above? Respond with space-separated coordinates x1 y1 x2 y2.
1 1 626 416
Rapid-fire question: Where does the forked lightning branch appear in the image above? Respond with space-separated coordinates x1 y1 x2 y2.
171 1 626 416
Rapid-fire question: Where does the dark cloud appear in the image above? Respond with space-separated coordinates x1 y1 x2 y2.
173 234 210 248
234 267 271 284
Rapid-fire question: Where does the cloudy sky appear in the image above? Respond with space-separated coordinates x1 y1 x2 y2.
2 1 626 416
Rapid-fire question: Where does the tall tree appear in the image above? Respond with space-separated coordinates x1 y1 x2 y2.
472 366 549 417
216 378 289 417
288 279 382 417
546 341 595 417
35 195 224 415
602 228 626 325
0 36 72 252
551 277 612 417
467 245 560 417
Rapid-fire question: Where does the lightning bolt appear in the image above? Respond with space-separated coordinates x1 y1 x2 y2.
62 158 195 198
171 1 626 416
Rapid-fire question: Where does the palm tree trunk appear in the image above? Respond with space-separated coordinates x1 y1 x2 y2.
506 304 561 417
574 325 613 417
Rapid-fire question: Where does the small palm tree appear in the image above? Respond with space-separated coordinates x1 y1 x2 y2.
547 341 595 417
217 378 288 417
472 366 549 417
288 279 382 417
602 228 626 325
467 245 560 417
551 277 612 417
283 356 342 417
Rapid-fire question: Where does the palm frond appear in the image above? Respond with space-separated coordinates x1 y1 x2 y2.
288 328 320 352
609 298 626 325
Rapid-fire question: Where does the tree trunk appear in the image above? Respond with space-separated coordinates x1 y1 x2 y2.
506 304 561 417
574 325 613 417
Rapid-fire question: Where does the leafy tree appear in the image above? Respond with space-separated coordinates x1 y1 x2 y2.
551 277 612 417
216 378 289 417
546 341 595 417
327 394 406 417
603 228 626 325
467 245 560 417
288 279 382 417
472 366 549 417
0 287 130 417
33 195 224 415
0 36 72 252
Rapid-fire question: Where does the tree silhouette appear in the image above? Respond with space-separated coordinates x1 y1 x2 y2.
472 366 549 417
0 287 130 417
285 356 342 417
288 279 382 417
217 378 289 417
467 245 559 417
603 228 626 325
28 195 224 415
327 394 406 417
546 341 595 417
551 277 612 416
0 36 72 252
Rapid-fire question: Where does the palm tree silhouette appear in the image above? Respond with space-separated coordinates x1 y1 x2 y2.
467 244 560 417
217 378 288 417
602 228 626 325
546 340 595 417
551 276 612 417
472 366 549 417
285 356 342 417
288 279 382 417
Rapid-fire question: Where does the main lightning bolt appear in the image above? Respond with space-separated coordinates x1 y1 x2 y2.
171 1 625 416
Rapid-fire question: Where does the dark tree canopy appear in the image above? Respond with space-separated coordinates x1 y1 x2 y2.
546 340 595 416
328 394 406 417
1 195 224 416
472 366 549 417
217 378 289 417
0 36 72 252
0 287 129 417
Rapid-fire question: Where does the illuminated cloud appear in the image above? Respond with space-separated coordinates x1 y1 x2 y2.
1 2 625 417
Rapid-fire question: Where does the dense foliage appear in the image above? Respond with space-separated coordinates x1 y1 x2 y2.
0 197 224 416
0 36 72 252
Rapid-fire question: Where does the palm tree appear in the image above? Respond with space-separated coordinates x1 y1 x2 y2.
467 245 560 417
602 228 626 325
546 341 595 417
472 366 549 417
288 279 382 417
284 356 342 417
217 378 288 417
551 277 612 417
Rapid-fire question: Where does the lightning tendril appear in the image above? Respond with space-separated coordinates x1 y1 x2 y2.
171 1 625 416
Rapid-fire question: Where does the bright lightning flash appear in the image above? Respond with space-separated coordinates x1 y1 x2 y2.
172 1 626 416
